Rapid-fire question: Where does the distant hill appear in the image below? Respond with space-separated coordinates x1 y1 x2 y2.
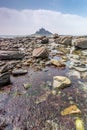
35 28 53 36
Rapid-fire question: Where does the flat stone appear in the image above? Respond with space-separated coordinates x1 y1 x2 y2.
73 67 87 72
12 69 28 76
53 76 71 89
0 50 25 60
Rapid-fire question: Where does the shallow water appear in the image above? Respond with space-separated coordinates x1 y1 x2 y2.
0 62 87 130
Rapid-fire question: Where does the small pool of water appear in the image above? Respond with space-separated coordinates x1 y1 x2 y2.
0 62 87 130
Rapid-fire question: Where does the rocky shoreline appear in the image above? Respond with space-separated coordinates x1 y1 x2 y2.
0 34 87 130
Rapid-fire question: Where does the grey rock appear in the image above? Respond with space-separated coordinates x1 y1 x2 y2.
73 66 87 72
0 72 10 87
0 50 25 60
41 37 49 44
74 38 87 49
12 69 28 76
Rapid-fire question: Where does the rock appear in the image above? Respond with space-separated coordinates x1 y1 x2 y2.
55 36 72 46
12 69 28 76
33 47 49 58
75 118 84 130
0 61 5 67
74 38 87 49
66 70 80 79
53 76 71 89
82 50 87 56
41 37 49 44
51 90 57 95
53 33 59 39
0 62 19 73
0 50 25 60
50 59 65 67
69 54 80 59
0 72 10 87
23 83 31 89
73 66 87 72
0 64 8 74
61 105 81 116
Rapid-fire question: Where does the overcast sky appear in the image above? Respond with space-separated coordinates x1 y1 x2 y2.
0 0 87 35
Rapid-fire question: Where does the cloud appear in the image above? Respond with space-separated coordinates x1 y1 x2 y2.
0 7 87 35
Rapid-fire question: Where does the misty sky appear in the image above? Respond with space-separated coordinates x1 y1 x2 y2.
0 0 87 35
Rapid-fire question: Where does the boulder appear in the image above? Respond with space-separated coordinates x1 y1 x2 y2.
0 50 25 60
74 38 87 49
41 37 49 44
55 36 72 46
0 72 10 87
33 47 49 58
53 76 71 89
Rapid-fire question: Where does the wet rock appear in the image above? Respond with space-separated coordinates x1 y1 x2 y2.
73 66 87 72
35 91 50 104
66 70 80 79
61 105 81 116
33 47 49 58
75 117 84 130
55 36 72 46
50 59 65 67
41 37 49 44
23 83 31 89
74 38 87 49
0 50 25 60
51 90 57 95
53 76 71 89
0 72 10 87
12 69 28 76
42 68 49 72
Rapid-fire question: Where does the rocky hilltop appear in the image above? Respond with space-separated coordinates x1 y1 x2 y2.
34 28 53 36
0 34 87 129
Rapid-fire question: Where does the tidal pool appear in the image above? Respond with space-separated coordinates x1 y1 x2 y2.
0 64 87 130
